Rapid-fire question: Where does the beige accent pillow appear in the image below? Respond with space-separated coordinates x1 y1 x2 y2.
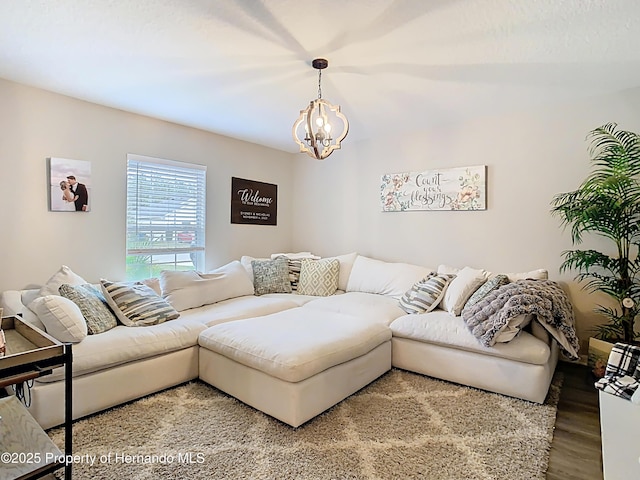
297 259 340 296
28 295 88 343
160 261 254 311
439 266 489 315
38 265 87 297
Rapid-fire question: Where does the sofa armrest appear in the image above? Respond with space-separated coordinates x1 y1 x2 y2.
0 290 27 316
0 290 46 331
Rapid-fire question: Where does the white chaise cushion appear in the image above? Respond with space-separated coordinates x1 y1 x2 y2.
37 316 210 383
28 295 88 343
302 292 406 325
160 261 254 311
199 308 391 383
390 311 550 365
346 255 433 298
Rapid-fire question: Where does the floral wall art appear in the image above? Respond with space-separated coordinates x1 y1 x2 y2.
380 165 486 212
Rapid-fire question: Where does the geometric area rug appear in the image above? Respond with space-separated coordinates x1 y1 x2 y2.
50 368 562 480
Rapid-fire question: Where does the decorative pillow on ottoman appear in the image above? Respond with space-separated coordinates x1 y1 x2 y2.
399 273 455 314
297 258 340 296
101 279 180 326
58 283 118 334
252 256 292 295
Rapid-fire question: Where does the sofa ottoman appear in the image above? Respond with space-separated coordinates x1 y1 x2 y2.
198 307 392 427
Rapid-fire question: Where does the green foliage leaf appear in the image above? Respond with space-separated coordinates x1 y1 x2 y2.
551 123 640 343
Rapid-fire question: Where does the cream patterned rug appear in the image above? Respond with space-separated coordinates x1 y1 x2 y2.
51 369 562 480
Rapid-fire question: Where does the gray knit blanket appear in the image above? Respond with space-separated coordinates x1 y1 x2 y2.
461 279 580 360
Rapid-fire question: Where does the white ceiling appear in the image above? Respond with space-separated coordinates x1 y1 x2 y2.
2 0 640 153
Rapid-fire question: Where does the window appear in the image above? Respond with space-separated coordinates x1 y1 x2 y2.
126 154 206 280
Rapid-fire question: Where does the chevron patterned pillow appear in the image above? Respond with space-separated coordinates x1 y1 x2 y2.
297 258 340 296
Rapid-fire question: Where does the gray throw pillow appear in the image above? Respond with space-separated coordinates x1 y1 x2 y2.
252 257 292 295
59 283 118 334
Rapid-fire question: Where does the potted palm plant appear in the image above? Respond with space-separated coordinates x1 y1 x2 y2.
551 123 640 375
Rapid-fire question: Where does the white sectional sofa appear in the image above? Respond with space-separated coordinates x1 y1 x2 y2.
0 253 578 429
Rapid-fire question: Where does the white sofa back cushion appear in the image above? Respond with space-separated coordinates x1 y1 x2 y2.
322 252 358 291
346 255 433 299
29 295 88 343
160 261 254 311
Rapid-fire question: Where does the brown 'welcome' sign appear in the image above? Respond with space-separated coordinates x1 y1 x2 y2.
231 177 277 225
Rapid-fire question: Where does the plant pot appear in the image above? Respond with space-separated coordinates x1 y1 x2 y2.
588 337 615 378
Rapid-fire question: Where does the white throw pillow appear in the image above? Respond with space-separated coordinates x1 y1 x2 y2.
346 255 433 299
160 261 254 311
28 295 88 343
38 265 87 297
439 266 488 316
322 252 358 291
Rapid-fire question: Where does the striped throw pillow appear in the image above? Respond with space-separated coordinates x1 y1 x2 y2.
100 279 180 327
398 274 455 314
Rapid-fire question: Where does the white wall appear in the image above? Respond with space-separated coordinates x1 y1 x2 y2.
0 78 295 292
292 87 640 351
3 75 640 353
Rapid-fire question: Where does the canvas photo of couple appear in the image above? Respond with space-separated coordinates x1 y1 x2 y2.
49 157 91 212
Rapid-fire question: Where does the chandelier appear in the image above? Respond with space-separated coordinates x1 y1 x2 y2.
292 58 349 160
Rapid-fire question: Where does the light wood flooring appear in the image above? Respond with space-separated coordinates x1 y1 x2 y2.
547 361 603 480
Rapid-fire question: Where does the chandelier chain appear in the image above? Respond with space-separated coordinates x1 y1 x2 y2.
317 69 322 99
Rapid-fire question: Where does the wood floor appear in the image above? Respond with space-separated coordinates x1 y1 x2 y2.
547 361 603 480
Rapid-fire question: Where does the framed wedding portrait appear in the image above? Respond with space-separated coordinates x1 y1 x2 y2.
48 157 92 212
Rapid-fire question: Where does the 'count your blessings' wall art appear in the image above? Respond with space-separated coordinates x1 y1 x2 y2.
380 165 486 212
